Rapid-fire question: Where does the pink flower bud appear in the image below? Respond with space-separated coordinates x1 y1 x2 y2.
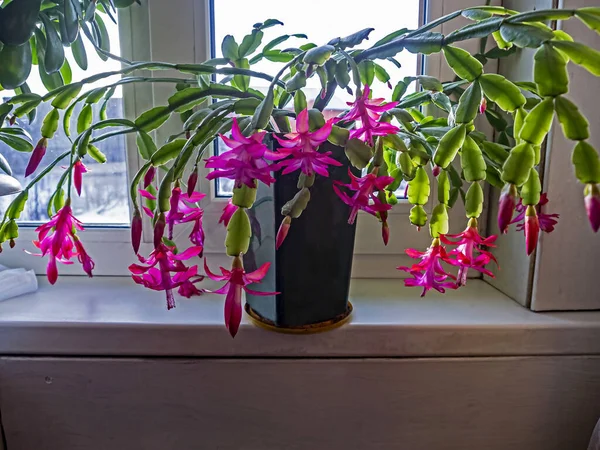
25 138 48 177
585 184 600 233
432 165 441 177
525 205 539 256
382 221 390 246
479 97 487 115
144 166 156 188
276 216 291 250
387 81 393 90
187 168 198 197
498 184 517 234
131 210 142 254
73 160 88 196
154 213 166 248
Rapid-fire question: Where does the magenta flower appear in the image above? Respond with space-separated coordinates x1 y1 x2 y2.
73 160 88 196
204 257 278 338
187 168 198 197
25 138 48 177
585 184 600 233
276 215 291 250
130 244 203 309
273 108 341 177
498 183 517 234
219 199 238 227
524 206 539 255
441 218 497 286
31 202 94 284
343 85 399 145
511 193 559 234
206 117 283 189
164 188 206 248
397 238 458 296
333 168 394 224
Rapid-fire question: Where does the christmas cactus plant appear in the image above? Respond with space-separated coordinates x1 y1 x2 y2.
2 4 600 336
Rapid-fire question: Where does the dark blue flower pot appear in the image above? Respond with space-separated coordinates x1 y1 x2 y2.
243 142 358 330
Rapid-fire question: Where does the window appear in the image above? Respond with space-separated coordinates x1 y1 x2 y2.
0 17 130 225
211 0 421 197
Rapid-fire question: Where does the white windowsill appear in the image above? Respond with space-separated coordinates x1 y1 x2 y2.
0 276 599 358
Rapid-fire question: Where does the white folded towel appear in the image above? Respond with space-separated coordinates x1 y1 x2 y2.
0 264 38 302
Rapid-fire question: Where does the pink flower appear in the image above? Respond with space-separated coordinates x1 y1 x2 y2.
25 138 48 177
204 257 278 338
73 160 88 196
397 238 458 296
333 168 394 224
206 118 283 189
219 199 238 227
31 203 94 284
273 108 341 177
441 218 497 286
511 193 559 234
382 221 390 246
343 85 399 145
498 183 517 234
131 210 142 254
164 188 206 248
144 166 156 188
585 184 600 233
130 244 203 309
276 215 291 250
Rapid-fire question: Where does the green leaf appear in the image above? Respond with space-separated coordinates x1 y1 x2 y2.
87 144 107 163
442 45 483 82
93 14 110 61
51 82 82 109
303 45 335 65
433 125 466 169
60 58 72 85
455 81 482 124
238 30 263 58
507 9 575 23
409 205 427 227
221 35 239 60
373 63 390 85
484 109 508 132
572 141 600 184
63 0 79 43
402 32 443 55
576 11 600 34
150 138 187 167
136 131 156 160
534 44 568 97
465 182 484 218
499 23 554 48
0 42 32 90
0 104 13 124
254 19 284 30
481 141 509 165
250 89 274 130
479 73 526 112
41 107 60 138
71 33 88 70
168 87 210 113
135 106 171 132
372 28 409 47
77 104 93 133
293 90 307 115
358 60 375 86
40 14 65 73
225 208 251 256
344 138 373 169
485 45 517 59
445 17 503 44
437 170 450 204
501 142 535 186
519 98 554 146
0 153 12 176
462 9 493 21
554 96 589 141
461 135 486 182
417 75 443 92
408 166 430 205
264 34 307 52
328 28 374 50
551 41 600 76
429 204 449 237
521 168 541 206
0 133 33 152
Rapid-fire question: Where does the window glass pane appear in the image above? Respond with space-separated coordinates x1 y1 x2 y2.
0 16 130 225
211 0 421 197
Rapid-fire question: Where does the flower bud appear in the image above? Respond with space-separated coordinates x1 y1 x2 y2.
432 165 441 177
25 138 48 177
382 221 390 246
144 166 156 188
498 183 517 234
479 97 487 115
525 205 539 256
276 215 292 250
187 168 198 197
131 210 142 254
585 184 600 233
154 213 166 248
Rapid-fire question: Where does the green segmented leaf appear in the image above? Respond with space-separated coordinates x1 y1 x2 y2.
521 168 541 206
0 104 13 124
63 0 79 43
572 141 600 184
345 138 373 169
328 125 349 147
358 60 374 86
429 204 449 238
462 9 493 20
478 73 526 112
433 124 466 169
281 187 311 218
40 14 65 73
41 108 60 138
374 63 390 85
250 89 274 130
87 144 107 163
445 17 503 44
507 9 575 23
409 205 427 227
150 138 187 166
77 104 93 133
135 106 171 132
225 208 252 256
232 185 257 209
481 141 509 165
501 142 535 186
0 153 12 176
455 81 482 124
465 182 484 218
534 44 568 97
303 45 335 65
136 131 156 160
286 70 306 92
99 86 115 121
334 60 351 89
0 42 32 89
328 28 374 50
93 14 110 61
484 109 508 131
554 96 590 141
551 41 600 76
51 82 82 109
0 133 33 152
402 32 443 55
461 135 486 182
576 11 600 34
60 58 72 85
438 170 450 204
519 98 554 146
443 45 483 81
499 23 554 48
408 166 430 205
71 33 88 70
238 30 263 58
85 87 108 104
0 0 42 46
